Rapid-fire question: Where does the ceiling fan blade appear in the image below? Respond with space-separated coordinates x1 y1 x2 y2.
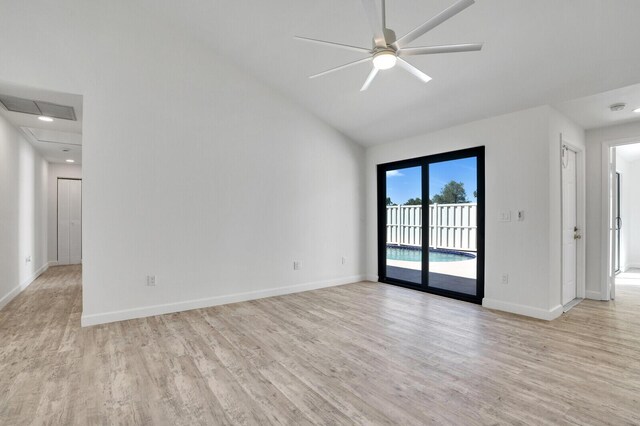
360 68 379 91
309 57 372 79
397 58 432 83
392 0 475 49
399 43 483 56
361 0 387 48
294 36 371 53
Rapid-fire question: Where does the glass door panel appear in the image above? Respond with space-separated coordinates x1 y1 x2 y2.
385 166 423 285
427 157 478 296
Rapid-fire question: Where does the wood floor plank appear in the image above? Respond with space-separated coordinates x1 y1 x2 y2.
1 265 640 425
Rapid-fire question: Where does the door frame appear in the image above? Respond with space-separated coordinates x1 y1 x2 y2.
615 172 621 274
600 136 640 300
57 177 82 264
560 136 586 306
376 146 485 304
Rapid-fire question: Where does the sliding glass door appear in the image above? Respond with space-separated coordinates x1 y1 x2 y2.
377 147 484 303
384 164 423 285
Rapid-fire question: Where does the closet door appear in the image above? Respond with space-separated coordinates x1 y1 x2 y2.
58 179 82 265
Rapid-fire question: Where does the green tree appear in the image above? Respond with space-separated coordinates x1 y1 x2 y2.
473 190 477 199
431 181 469 204
385 197 396 206
404 197 422 205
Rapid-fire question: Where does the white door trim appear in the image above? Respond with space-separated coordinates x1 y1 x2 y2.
600 136 640 300
560 134 586 306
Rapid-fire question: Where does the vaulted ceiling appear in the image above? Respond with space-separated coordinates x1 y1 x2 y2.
148 0 640 145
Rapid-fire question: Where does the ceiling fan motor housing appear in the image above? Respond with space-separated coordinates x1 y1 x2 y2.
380 28 397 49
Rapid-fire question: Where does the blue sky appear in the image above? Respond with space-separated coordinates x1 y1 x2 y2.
386 157 477 205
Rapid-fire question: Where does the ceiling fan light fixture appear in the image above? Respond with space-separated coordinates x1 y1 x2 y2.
372 51 397 70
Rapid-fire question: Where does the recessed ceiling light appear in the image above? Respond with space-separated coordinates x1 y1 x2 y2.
634 107 640 113
38 116 54 122
610 103 626 112
65 159 75 163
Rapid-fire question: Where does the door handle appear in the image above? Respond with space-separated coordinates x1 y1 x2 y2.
574 226 582 240
616 217 622 230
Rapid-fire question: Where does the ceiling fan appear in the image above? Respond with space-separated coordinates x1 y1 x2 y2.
295 0 483 91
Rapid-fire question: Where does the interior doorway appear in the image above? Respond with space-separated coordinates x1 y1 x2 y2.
57 178 82 265
606 142 640 298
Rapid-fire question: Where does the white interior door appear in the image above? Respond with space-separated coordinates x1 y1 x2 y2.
609 148 617 300
562 148 578 306
58 179 82 265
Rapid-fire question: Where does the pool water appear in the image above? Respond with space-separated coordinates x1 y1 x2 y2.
387 247 475 263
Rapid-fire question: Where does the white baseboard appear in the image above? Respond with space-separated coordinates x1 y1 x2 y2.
482 298 563 321
47 260 59 267
0 263 49 311
586 290 603 300
365 275 379 282
81 274 365 327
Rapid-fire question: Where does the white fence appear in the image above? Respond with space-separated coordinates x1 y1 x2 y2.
386 203 477 252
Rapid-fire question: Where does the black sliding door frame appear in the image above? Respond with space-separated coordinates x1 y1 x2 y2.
377 146 485 304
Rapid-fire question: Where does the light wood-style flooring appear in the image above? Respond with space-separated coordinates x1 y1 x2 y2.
1 265 639 425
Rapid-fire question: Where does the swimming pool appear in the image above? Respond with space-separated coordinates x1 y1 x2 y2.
387 246 475 263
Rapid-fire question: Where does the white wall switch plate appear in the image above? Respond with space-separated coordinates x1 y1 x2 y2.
146 275 156 286
293 261 300 270
499 210 512 222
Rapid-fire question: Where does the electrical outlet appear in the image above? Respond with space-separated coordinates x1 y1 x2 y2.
501 274 509 285
517 210 525 221
146 275 156 286
25 256 31 263
293 261 300 271
341 257 346 265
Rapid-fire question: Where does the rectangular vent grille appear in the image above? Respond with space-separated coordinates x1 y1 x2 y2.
0 94 77 121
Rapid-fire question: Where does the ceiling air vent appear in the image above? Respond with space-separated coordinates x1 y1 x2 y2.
0 94 77 121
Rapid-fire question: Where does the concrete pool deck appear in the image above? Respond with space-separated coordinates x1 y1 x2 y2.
385 259 477 295
387 258 476 279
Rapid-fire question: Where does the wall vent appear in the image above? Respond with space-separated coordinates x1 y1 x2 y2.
0 94 77 120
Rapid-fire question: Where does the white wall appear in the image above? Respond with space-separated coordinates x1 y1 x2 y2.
0 113 48 309
617 155 640 269
47 163 82 263
366 106 584 320
585 122 640 298
0 1 365 325
626 162 640 267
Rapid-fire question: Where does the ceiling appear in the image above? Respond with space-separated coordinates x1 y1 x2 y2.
554 82 640 130
0 81 82 164
149 0 640 146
